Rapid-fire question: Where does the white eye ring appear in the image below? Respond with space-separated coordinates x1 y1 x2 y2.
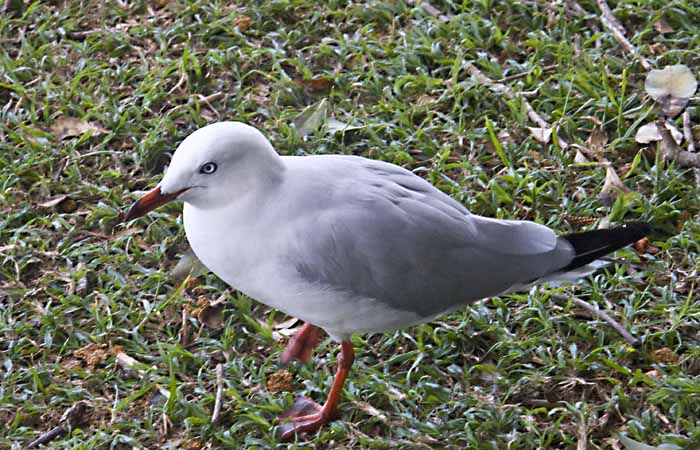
200 162 217 174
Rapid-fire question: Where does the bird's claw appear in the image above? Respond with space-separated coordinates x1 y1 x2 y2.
277 396 335 441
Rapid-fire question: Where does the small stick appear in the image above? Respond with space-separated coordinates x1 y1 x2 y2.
27 401 90 449
657 118 700 167
26 427 66 449
683 110 696 153
499 64 559 83
211 363 224 424
180 306 190 346
596 0 652 70
553 294 639 345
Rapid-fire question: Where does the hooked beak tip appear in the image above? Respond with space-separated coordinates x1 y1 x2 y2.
123 186 187 222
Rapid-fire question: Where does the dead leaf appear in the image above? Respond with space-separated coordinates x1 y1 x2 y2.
183 440 204 450
115 351 140 371
599 165 630 206
293 77 334 93
653 20 673 34
234 15 252 31
171 248 209 281
38 194 78 213
73 343 117 370
266 370 294 393
651 347 679 365
635 122 662 144
416 94 436 106
293 99 328 137
192 295 226 329
497 129 514 145
50 117 108 140
273 317 300 330
574 149 589 163
635 122 683 145
645 65 698 118
352 401 388 422
528 127 552 144
634 237 660 258
587 128 608 155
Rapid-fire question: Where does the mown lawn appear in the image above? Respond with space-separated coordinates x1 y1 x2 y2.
1 1 699 449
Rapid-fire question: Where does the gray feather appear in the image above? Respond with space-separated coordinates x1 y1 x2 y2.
284 156 575 317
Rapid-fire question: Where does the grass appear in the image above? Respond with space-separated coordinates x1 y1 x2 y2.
1 0 699 448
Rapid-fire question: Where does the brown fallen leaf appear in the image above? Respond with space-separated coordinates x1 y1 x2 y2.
38 195 78 213
599 165 630 206
73 343 121 370
653 20 674 34
293 77 334 93
183 439 204 450
234 14 252 31
266 369 294 393
652 347 679 365
634 237 660 257
191 295 226 329
586 127 608 160
50 117 108 140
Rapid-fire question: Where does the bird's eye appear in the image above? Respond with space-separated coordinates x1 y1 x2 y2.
200 162 217 174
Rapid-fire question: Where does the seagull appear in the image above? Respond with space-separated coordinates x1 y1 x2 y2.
125 121 650 440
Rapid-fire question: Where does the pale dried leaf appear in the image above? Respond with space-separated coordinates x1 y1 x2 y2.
635 122 683 144
352 401 388 422
294 99 328 137
528 127 552 144
38 194 69 209
416 94 436 106
587 128 608 151
497 129 514 145
50 117 108 139
116 351 140 370
326 118 365 134
574 149 589 163
273 317 300 330
645 65 698 117
599 165 630 206
635 122 662 143
171 248 208 280
653 20 673 34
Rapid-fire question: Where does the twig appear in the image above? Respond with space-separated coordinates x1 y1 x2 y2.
211 363 224 424
180 306 190 346
683 110 696 153
197 92 225 119
168 92 224 116
657 118 700 168
553 294 639 345
27 401 90 449
465 62 569 149
596 0 652 70
499 64 558 83
577 411 588 450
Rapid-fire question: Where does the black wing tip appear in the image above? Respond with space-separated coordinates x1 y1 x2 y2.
619 221 652 239
560 221 652 271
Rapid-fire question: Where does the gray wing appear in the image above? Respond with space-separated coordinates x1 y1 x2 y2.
290 157 575 317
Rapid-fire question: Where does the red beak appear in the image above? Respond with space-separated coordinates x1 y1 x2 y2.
123 186 188 222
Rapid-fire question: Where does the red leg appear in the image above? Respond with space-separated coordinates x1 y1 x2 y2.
278 341 354 441
280 323 323 364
